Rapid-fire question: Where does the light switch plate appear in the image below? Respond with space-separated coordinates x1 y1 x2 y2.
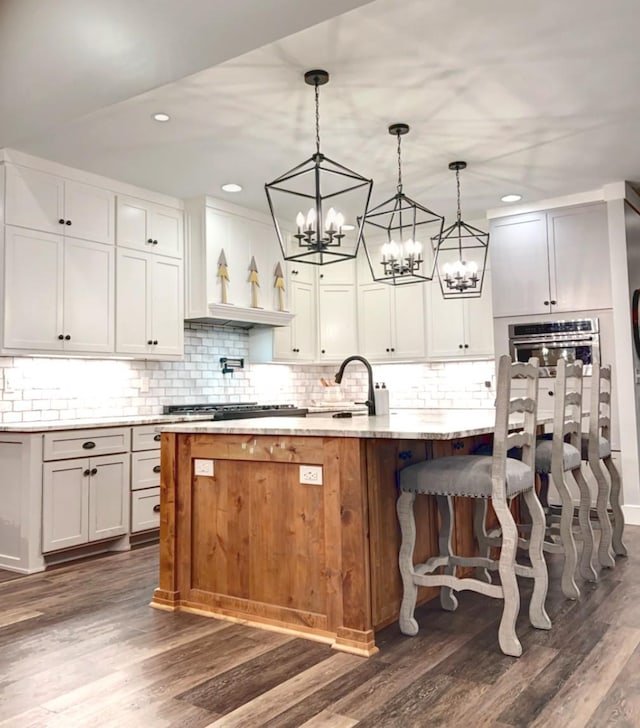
194 459 214 477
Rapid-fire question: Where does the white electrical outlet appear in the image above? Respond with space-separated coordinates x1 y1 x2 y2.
194 459 214 477
299 465 323 485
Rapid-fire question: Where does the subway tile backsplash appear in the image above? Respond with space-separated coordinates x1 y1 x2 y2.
0 323 495 423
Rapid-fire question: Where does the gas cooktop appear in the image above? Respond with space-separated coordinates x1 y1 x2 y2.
162 402 309 420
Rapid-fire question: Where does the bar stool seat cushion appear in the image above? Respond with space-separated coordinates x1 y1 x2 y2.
535 440 581 474
399 454 534 498
581 434 611 460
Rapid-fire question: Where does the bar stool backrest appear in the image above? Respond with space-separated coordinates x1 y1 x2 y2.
554 359 584 457
589 362 612 458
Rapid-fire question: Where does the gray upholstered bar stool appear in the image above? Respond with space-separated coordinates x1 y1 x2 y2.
582 361 626 568
396 355 551 658
530 359 597 599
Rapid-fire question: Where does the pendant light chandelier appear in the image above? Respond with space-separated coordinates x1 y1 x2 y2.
265 70 373 266
360 124 445 285
433 161 489 299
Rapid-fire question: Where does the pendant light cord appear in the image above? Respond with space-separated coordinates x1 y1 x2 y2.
396 131 403 193
456 167 462 222
315 81 321 155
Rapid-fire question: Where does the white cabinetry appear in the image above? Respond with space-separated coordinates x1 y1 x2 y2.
271 263 317 361
356 245 426 361
3 227 114 353
5 164 115 244
317 260 357 362
130 426 162 534
116 195 183 258
490 203 610 317
427 270 494 359
116 249 183 358
41 428 130 554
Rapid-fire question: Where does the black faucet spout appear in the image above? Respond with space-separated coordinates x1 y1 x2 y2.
334 355 376 416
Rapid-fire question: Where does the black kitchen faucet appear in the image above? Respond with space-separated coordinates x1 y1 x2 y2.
334 355 376 416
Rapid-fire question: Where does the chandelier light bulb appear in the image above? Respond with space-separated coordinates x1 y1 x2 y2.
325 207 337 231
388 240 401 260
306 207 316 230
296 212 305 232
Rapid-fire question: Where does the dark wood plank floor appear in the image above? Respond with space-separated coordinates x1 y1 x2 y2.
1 528 638 727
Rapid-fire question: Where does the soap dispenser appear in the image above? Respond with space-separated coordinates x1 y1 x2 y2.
373 382 390 415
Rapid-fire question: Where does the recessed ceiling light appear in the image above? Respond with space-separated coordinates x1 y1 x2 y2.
152 112 171 122
501 194 522 203
221 183 243 193
342 224 355 231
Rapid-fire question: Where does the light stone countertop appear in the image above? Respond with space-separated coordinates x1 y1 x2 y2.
0 413 213 433
157 408 547 441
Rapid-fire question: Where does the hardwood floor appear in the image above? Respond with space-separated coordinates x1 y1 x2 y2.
1 528 639 727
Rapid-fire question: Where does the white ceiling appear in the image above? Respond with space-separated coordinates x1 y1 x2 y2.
3 0 640 222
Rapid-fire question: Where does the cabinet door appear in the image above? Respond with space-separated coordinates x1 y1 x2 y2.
63 238 115 353
489 212 550 316
464 270 495 358
290 280 316 360
5 165 64 234
548 203 611 312
88 453 129 542
358 284 392 360
116 249 151 355
150 204 183 258
116 196 152 251
3 227 64 351
42 459 90 552
393 284 426 359
150 257 184 357
426 284 466 358
318 284 357 361
317 259 356 285
64 180 115 245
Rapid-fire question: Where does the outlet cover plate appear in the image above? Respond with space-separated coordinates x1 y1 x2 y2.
299 465 323 485
194 459 214 477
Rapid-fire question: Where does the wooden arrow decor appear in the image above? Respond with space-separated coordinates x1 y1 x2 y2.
249 256 260 308
274 262 285 311
217 249 230 304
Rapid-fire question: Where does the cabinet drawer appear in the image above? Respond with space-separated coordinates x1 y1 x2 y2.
131 487 160 533
44 427 130 461
131 426 162 451
131 451 161 490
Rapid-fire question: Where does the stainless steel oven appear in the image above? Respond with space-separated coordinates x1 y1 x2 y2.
508 318 600 377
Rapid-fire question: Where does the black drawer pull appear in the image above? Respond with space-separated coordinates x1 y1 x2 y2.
153 504 161 513
82 441 96 449
90 467 98 476
83 469 91 477
153 434 161 441
153 465 161 473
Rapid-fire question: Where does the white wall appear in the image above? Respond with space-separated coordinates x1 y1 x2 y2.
0 323 495 423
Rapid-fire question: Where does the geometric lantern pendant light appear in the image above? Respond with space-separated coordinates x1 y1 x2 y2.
360 123 445 285
265 70 373 266
433 161 489 299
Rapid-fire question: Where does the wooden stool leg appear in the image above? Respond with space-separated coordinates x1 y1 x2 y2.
552 467 580 599
493 494 522 657
473 498 492 583
437 495 458 612
522 488 551 630
396 491 419 635
590 458 616 568
604 456 627 557
573 466 598 582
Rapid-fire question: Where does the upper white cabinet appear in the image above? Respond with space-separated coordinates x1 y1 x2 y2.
490 203 610 317
356 251 426 361
3 227 114 353
116 249 183 359
317 259 357 362
116 195 183 259
427 270 495 360
5 164 115 245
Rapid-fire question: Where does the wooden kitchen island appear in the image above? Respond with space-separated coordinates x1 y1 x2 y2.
152 411 511 656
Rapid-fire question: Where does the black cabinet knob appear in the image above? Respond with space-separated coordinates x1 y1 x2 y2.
319 273 324 279
153 504 161 513
464 344 469 349
548 390 554 396
153 239 158 245
58 219 65 224
90 467 98 476
543 300 550 306
83 469 91 477
64 335 71 340
152 340 158 345
82 441 96 449
391 347 395 352
58 334 64 340
550 299 557 305
321 349 325 354
147 238 153 244
386 348 390 352
459 344 463 349
65 220 72 226
147 340 153 345
153 465 161 473
153 434 161 441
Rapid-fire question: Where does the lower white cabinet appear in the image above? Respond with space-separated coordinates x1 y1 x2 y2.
42 452 129 553
130 425 162 533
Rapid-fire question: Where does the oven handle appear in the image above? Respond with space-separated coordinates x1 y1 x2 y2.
511 336 594 347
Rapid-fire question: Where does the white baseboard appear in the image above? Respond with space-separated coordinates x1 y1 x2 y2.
622 504 640 526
